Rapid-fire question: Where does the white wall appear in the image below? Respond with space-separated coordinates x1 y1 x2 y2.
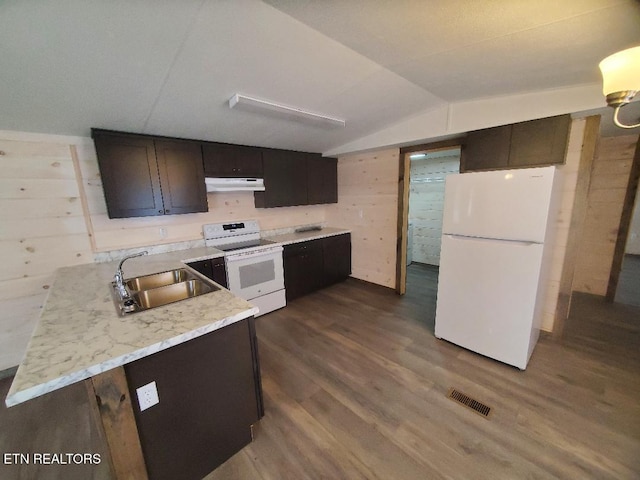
408 150 460 265
325 83 603 157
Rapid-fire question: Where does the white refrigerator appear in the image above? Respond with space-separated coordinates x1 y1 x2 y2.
434 166 558 370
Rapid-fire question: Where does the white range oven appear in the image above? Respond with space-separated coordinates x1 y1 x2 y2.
203 220 285 317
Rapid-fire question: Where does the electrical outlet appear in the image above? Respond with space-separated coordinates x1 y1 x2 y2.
136 381 159 411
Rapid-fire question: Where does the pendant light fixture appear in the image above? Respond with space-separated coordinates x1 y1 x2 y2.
599 46 640 129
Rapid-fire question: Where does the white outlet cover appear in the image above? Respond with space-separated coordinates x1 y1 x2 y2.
136 381 160 412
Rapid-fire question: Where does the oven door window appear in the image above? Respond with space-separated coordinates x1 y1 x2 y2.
226 250 285 301
238 260 275 289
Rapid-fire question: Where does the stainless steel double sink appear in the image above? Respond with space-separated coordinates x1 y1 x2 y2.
111 267 219 315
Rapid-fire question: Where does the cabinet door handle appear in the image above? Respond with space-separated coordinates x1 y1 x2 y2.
158 210 163 214
165 209 170 214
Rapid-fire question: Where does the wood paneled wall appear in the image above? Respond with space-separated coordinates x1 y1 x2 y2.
0 120 617 369
326 149 399 288
408 152 460 266
537 118 587 331
572 134 639 295
74 143 326 252
0 131 328 370
0 133 93 370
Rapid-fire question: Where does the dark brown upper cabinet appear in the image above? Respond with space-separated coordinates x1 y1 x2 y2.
92 130 208 219
461 114 571 172
202 142 263 178
254 149 338 208
307 156 338 205
255 149 310 208
462 125 511 172
509 115 572 167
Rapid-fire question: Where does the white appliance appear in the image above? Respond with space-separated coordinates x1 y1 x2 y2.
434 166 558 370
203 220 285 316
205 177 265 192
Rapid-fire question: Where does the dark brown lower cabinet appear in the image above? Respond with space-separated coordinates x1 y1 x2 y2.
322 233 352 286
124 318 263 480
187 257 228 288
284 234 351 301
283 239 324 301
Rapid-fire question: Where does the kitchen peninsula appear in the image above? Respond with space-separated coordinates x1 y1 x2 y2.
5 246 263 480
4 225 351 479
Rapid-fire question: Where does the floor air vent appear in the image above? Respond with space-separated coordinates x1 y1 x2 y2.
447 388 492 418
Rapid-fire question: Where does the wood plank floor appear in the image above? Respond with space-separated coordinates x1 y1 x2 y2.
1 263 639 479
207 263 640 480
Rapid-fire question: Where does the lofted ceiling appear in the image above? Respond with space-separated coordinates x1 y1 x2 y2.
0 0 639 155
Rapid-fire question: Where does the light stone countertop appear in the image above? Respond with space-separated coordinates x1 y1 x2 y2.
5 246 255 407
5 228 351 408
264 227 351 245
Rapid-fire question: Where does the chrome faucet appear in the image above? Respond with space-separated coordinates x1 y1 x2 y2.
114 251 148 299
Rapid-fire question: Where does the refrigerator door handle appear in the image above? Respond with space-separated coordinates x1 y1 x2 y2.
444 234 541 246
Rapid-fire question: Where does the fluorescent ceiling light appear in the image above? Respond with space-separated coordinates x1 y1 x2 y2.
229 94 346 128
410 153 427 159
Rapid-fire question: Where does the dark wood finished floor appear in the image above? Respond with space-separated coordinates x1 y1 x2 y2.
1 263 639 479
0 377 112 479
207 263 640 480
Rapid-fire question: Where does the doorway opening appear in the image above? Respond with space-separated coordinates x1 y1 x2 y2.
396 141 462 296
611 138 640 307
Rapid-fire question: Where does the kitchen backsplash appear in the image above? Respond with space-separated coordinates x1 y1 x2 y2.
94 222 327 263
94 239 206 263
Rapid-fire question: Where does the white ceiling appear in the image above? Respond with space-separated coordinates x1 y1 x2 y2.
0 0 639 155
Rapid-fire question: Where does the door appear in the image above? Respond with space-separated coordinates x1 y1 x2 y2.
442 166 555 242
226 249 285 301
202 143 263 177
435 235 544 369
155 139 208 215
307 156 338 204
125 320 260 480
509 115 571 167
461 125 511 172
284 239 324 300
260 150 308 207
322 234 351 286
93 133 164 218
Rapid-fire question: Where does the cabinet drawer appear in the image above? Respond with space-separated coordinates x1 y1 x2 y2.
283 238 323 257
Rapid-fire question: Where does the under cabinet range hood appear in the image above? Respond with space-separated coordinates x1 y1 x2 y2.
205 177 265 192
